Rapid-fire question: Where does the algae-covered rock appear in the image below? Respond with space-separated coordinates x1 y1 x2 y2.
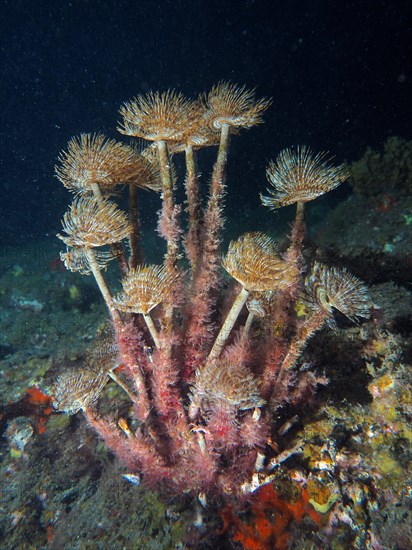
349 136 412 197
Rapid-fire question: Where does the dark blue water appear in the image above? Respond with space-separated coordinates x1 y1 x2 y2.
1 0 411 242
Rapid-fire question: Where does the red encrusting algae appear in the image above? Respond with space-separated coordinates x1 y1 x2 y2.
25 386 53 434
220 483 322 550
1 386 54 435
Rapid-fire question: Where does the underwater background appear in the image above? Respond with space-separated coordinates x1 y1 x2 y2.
1 0 411 548
1 0 411 243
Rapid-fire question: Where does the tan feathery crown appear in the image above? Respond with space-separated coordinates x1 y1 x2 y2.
55 133 155 194
118 90 196 142
168 100 221 152
114 264 178 314
128 144 162 192
60 247 116 275
191 358 265 413
222 232 299 292
260 146 349 208
57 197 130 248
53 326 118 414
204 81 271 131
304 261 370 322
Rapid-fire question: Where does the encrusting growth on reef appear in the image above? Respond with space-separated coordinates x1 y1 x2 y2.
51 83 370 506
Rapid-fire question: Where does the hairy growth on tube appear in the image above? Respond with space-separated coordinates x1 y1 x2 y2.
52 83 369 509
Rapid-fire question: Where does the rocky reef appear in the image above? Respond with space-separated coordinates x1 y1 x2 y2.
1 86 410 548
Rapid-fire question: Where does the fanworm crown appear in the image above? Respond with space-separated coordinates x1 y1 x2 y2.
114 264 178 314
57 196 130 248
60 247 116 274
304 261 370 322
260 145 349 208
204 81 271 130
53 368 109 415
190 358 265 417
222 232 298 291
55 133 153 194
118 89 197 142
54 326 119 414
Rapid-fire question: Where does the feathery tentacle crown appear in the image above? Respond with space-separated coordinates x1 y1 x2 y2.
53 368 109 415
60 247 116 275
118 90 196 142
53 328 118 414
261 146 349 209
204 81 271 131
164 99 220 152
222 232 299 292
55 133 156 194
190 359 265 416
57 197 130 248
304 261 370 322
114 264 178 314
129 148 162 192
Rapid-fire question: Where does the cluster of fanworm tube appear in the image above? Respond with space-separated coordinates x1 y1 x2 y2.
53 83 370 502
